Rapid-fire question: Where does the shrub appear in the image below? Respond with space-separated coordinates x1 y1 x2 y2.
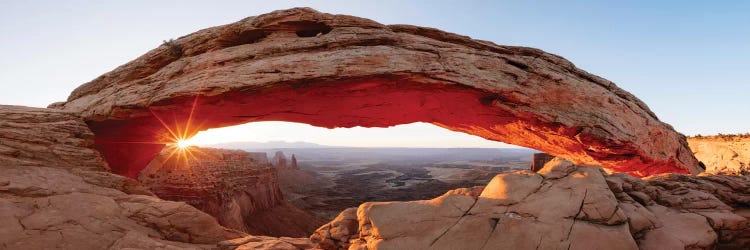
162 39 183 57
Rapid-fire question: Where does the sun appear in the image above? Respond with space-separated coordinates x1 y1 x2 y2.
176 139 193 149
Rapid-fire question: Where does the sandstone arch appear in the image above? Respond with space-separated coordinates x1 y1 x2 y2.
54 8 700 178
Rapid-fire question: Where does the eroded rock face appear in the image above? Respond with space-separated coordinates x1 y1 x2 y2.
0 105 108 172
54 7 699 178
689 137 750 175
219 235 313 250
139 147 325 237
311 158 750 250
0 105 245 249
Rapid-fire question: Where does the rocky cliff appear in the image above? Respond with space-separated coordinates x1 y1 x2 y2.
0 105 315 249
0 105 246 249
271 151 300 171
311 158 750 250
138 147 324 237
0 105 109 173
689 136 750 175
248 152 271 164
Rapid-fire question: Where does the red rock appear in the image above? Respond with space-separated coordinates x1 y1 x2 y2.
0 105 246 249
0 105 108 172
52 8 700 178
310 207 358 250
138 147 325 237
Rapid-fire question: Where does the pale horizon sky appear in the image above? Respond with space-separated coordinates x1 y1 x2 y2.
188 122 518 148
1 1 748 147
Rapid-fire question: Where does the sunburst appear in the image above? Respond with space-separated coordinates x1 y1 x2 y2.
153 96 208 167
176 139 192 149
101 95 208 170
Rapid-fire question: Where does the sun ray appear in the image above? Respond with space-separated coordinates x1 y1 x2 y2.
162 148 180 164
183 96 200 139
149 108 181 142
99 96 208 173
96 139 176 145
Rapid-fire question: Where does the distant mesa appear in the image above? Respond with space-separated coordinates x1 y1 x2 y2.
270 151 300 170
52 7 700 178
247 152 270 164
209 140 329 150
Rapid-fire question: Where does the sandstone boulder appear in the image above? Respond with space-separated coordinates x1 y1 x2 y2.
219 235 313 250
689 137 750 175
311 158 750 250
310 207 359 250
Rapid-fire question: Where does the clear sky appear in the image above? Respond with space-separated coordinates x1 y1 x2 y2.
1 1 748 147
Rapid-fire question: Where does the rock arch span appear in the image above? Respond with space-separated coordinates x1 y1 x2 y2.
53 8 700 178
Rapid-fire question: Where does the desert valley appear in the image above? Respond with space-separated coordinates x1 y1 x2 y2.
1 5 749 250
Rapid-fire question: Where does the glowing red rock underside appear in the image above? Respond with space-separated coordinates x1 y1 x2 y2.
57 8 700 178
88 77 690 178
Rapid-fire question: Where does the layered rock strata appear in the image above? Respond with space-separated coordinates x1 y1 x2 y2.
139 147 324 237
0 105 244 249
0 105 310 249
0 105 108 172
53 7 700 177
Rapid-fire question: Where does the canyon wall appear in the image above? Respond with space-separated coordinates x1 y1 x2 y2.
138 147 324 237
0 105 109 173
689 137 750 175
0 105 251 249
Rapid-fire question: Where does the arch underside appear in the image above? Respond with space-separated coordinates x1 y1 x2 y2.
57 8 699 178
89 75 691 178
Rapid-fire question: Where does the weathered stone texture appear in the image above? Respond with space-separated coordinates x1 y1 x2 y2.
54 8 699 177
311 158 750 250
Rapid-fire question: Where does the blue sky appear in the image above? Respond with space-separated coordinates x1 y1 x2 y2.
1 1 747 147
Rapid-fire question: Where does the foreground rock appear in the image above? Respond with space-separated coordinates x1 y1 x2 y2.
0 105 108 172
55 7 699 178
0 105 309 249
219 235 313 250
689 136 750 175
312 158 750 250
139 147 325 237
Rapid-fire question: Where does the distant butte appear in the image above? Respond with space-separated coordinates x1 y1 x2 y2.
52 7 700 178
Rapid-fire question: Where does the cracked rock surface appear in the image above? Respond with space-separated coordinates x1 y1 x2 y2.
311 158 750 250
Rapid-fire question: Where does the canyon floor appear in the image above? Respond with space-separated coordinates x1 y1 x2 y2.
263 147 533 220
